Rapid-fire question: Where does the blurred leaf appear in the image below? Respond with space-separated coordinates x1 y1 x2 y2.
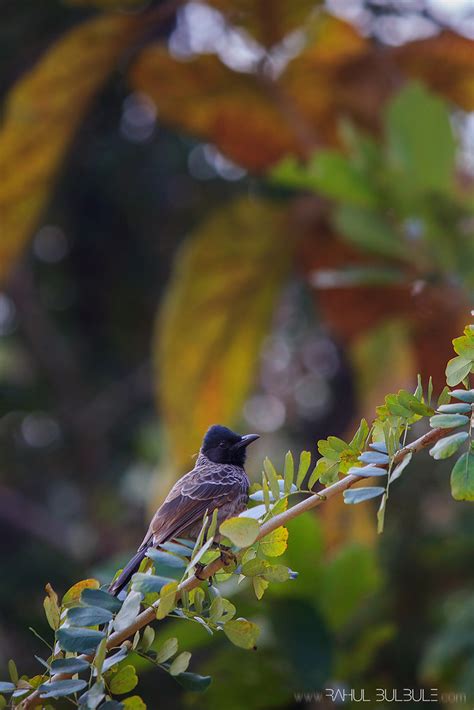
270 598 332 691
131 48 296 171
0 684 14 695
451 452 474 501
0 14 142 283
43 583 60 631
156 198 290 473
122 696 146 710
57 627 105 654
62 579 100 608
429 432 469 460
206 0 320 47
318 543 382 630
252 576 269 600
223 618 260 649
39 679 87 699
169 651 191 676
109 666 138 695
334 206 407 260
220 517 259 548
174 671 212 692
385 82 455 192
395 31 474 111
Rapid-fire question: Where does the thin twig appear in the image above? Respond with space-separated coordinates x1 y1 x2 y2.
20 424 447 709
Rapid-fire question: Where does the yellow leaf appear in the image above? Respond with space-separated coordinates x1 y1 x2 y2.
0 14 142 283
156 581 178 620
156 197 291 474
62 578 100 608
259 526 288 557
220 517 259 548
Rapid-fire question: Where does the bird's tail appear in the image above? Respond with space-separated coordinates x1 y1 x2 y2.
108 546 149 596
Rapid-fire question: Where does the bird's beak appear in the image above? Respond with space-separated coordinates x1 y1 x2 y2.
234 434 260 449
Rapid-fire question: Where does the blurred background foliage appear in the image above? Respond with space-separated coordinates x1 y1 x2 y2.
1 0 474 707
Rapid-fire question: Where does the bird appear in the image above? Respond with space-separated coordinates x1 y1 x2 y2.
108 424 259 596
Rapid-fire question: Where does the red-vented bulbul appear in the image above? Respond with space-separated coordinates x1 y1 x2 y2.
109 425 259 595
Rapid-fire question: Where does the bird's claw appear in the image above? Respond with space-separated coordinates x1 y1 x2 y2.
219 545 237 568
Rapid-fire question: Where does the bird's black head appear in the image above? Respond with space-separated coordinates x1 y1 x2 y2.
202 425 259 466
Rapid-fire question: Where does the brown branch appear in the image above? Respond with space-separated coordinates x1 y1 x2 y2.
20 424 447 709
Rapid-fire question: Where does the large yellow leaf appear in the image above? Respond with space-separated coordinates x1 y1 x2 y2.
131 47 299 170
0 13 142 282
206 0 322 48
156 197 291 470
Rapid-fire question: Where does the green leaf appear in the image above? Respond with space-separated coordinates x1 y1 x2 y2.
334 205 406 260
109 665 138 695
296 450 311 487
343 487 385 504
175 671 212 692
156 637 178 664
451 452 474 501
113 590 141 633
453 336 474 359
263 457 280 501
67 606 113 627
78 679 104 709
169 651 192 676
81 588 123 613
449 389 474 403
347 466 387 477
140 625 155 653
39 680 87 698
7 661 17 685
122 696 146 710
57 628 105 654
156 581 178 620
283 451 294 493
131 573 173 595
349 419 369 451
386 82 455 192
50 658 90 674
252 576 269 600
93 637 107 680
259 526 288 557
223 618 260 650
437 403 472 414
101 645 128 673
262 564 290 583
397 389 433 416
377 492 387 534
241 558 269 577
437 386 451 406
446 357 473 387
429 414 470 429
429 432 469 460
390 452 412 482
219 517 259 548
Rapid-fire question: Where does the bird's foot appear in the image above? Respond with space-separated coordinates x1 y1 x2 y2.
219 545 237 569
194 562 212 585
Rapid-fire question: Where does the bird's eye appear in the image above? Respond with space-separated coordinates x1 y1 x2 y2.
219 441 226 448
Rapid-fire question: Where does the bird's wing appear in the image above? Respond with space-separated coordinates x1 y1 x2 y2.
138 464 247 550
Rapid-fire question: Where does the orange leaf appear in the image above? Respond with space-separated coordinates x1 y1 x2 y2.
0 13 142 283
